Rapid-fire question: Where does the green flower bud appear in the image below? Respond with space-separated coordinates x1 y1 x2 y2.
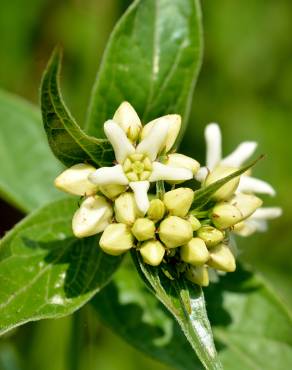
211 203 243 229
204 165 240 201
197 225 224 248
99 184 127 200
131 218 156 241
55 163 97 196
159 216 193 248
165 153 200 175
114 193 141 225
147 199 165 222
187 215 201 231
100 223 134 256
185 266 209 287
208 244 236 272
113 102 142 142
139 240 165 266
180 238 210 266
163 188 194 217
229 193 263 220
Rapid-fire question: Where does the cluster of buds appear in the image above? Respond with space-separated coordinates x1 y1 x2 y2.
54 102 282 287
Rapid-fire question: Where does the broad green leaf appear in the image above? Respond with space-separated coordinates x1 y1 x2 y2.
192 156 263 210
86 0 203 139
0 89 63 212
0 198 121 336
40 47 114 168
131 251 222 370
92 262 201 370
206 265 292 370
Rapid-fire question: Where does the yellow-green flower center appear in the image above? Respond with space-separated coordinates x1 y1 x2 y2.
123 153 152 181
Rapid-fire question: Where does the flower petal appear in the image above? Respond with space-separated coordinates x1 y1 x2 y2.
113 102 141 129
205 123 222 169
89 165 129 186
251 207 282 220
221 141 257 167
195 166 209 182
129 181 150 214
149 162 193 182
238 175 276 196
137 116 173 160
104 120 135 163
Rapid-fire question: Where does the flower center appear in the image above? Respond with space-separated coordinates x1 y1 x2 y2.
123 153 152 181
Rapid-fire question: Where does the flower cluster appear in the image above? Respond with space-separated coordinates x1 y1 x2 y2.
54 102 282 287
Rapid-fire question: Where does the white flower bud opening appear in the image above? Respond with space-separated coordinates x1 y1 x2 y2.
159 216 193 248
165 153 200 176
99 223 134 256
163 188 194 217
140 240 165 266
113 102 142 142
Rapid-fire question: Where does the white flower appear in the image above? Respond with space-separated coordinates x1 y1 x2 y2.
195 123 276 196
89 102 193 214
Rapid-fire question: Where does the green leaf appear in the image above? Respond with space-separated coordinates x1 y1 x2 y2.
0 198 122 336
206 265 292 370
131 251 222 370
40 47 114 168
0 89 63 212
92 261 202 370
86 0 203 139
192 156 263 210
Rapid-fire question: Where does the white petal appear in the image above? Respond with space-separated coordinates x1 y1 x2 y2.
251 207 282 220
129 181 150 214
136 116 171 160
238 175 276 196
113 101 141 131
205 123 222 169
104 120 135 163
195 166 209 182
221 141 257 167
149 162 193 182
89 165 129 186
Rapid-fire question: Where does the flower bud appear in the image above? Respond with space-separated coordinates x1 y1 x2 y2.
114 192 141 225
159 216 193 248
208 244 236 272
147 199 165 222
211 203 242 229
165 153 200 175
180 238 209 266
187 215 201 231
113 102 142 142
99 184 127 199
204 165 240 201
99 223 134 256
197 225 224 248
72 196 113 238
55 164 97 196
131 218 155 241
229 193 263 220
185 266 209 287
139 240 165 266
163 188 194 217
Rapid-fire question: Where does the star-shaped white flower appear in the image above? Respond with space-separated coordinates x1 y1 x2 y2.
89 103 193 214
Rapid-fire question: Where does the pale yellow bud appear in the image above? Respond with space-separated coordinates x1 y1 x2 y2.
187 215 201 231
229 193 263 220
211 203 243 229
204 165 240 201
208 244 236 272
159 216 193 248
147 199 165 222
185 266 209 287
99 223 134 256
99 184 127 199
55 164 97 196
131 218 155 241
165 153 200 175
72 196 113 238
197 225 224 248
163 188 194 217
139 240 165 266
180 238 209 266
114 193 141 225
113 101 142 141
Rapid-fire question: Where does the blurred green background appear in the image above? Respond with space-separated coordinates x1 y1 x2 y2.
0 0 291 369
